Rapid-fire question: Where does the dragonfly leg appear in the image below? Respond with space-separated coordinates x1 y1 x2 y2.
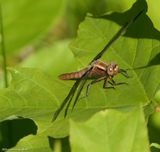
86 76 106 97
111 79 128 86
103 79 115 89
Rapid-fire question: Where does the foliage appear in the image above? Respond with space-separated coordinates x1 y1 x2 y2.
70 108 149 152
0 0 64 55
0 0 160 152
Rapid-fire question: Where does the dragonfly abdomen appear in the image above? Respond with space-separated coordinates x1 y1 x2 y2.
59 68 88 80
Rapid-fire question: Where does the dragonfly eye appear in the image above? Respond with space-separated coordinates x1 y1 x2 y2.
109 67 113 71
107 67 114 75
114 66 118 72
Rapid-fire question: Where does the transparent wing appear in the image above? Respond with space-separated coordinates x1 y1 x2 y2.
91 10 144 63
52 67 92 121
64 70 90 117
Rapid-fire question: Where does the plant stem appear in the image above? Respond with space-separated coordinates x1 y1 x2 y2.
0 4 8 88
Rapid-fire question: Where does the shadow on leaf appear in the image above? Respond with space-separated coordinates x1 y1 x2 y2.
0 118 37 151
95 0 160 40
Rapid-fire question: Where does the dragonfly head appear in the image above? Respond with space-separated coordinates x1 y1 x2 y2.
107 63 119 76
107 63 129 78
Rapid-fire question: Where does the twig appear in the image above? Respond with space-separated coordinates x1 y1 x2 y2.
0 4 8 88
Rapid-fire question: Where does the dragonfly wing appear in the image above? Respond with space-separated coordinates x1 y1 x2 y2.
91 10 144 62
71 76 88 111
64 67 93 117
52 67 93 121
63 79 81 117
52 79 81 121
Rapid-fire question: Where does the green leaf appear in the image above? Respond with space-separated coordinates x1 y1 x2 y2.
147 0 160 31
66 0 136 17
0 0 64 54
0 67 72 138
52 11 160 134
69 11 160 105
150 143 160 149
7 134 52 152
0 68 58 121
70 108 150 152
65 0 136 35
0 39 77 142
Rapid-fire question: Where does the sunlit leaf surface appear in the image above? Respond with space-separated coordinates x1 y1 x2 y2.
70 108 150 152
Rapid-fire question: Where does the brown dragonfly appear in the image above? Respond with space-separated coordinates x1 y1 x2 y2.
59 60 129 95
52 10 144 121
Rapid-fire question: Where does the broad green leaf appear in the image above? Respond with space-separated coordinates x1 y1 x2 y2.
0 67 72 137
147 0 160 31
70 108 150 152
69 12 160 107
0 0 64 54
52 11 160 134
0 39 76 145
0 68 58 121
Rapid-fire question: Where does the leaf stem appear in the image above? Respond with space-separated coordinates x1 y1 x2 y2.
0 4 8 88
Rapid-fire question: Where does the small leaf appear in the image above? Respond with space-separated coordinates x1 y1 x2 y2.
150 143 160 149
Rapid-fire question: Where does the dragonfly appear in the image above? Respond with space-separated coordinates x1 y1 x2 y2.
52 10 144 121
